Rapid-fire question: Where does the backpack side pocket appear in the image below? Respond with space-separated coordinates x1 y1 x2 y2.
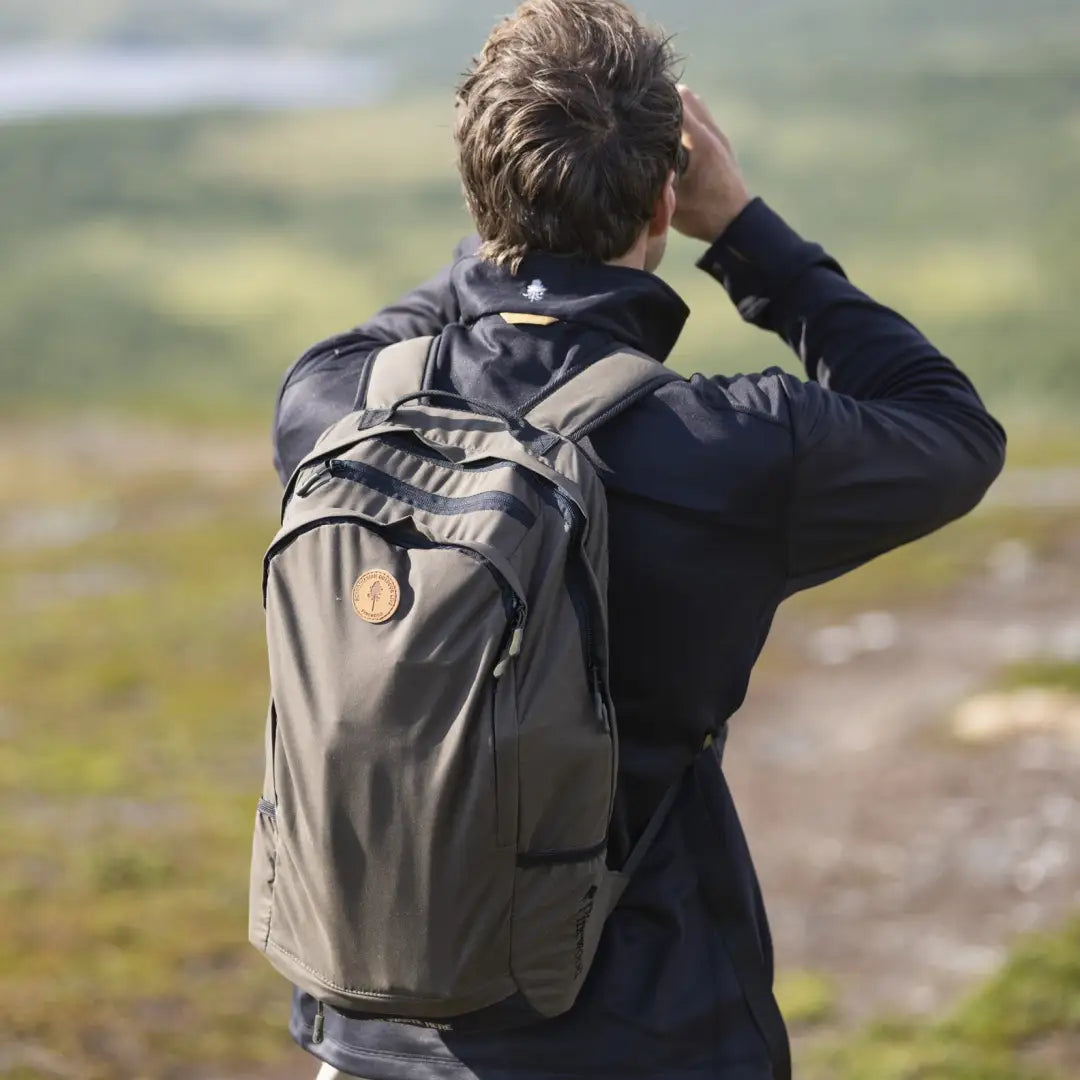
249 795 278 950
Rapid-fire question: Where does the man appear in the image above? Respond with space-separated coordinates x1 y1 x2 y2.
273 1 1006 1077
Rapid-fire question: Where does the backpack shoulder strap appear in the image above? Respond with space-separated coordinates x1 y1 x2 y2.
523 350 680 443
363 336 436 409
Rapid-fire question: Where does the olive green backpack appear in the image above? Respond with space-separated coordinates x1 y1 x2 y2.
250 337 681 1033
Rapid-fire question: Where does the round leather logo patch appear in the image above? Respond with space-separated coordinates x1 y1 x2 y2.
351 570 400 624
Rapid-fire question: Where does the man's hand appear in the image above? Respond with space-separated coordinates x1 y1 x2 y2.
672 86 752 244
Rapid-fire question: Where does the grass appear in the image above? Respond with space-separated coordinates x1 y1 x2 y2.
0 445 289 1078
775 969 838 1029
810 917 1080 1080
999 661 1080 695
0 422 1075 1077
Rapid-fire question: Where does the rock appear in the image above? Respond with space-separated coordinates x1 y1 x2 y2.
952 688 1080 744
809 612 899 665
1049 621 1080 662
853 611 899 652
995 623 1043 662
810 624 861 666
987 539 1034 585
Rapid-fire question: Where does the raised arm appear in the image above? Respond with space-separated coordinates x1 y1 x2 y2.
676 87 1007 593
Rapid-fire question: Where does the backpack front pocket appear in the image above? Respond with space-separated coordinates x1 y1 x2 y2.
259 519 525 1015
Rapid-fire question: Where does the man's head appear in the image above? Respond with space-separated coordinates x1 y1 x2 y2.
455 0 682 273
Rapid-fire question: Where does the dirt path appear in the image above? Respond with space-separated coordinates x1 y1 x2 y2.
728 518 1080 1026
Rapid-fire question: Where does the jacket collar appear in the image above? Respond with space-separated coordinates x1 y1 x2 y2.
451 249 691 364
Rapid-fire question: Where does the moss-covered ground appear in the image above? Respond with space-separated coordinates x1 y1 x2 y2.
2 428 1078 1077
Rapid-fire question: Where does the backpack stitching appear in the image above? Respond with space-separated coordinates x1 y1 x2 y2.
267 937 512 1001
568 373 678 441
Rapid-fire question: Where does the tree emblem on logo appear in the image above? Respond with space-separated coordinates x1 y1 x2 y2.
367 579 383 613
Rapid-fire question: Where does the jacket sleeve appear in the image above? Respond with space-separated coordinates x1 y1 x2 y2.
698 199 1007 594
272 238 478 484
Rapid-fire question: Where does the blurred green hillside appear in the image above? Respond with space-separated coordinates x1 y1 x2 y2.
2 0 1079 425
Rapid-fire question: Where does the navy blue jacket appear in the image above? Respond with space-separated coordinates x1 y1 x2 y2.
273 200 1006 1079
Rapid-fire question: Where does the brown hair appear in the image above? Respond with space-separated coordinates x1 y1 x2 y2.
455 0 682 270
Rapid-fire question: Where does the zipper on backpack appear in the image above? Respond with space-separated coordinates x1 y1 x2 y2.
326 458 536 528
295 451 589 687
312 1000 325 1044
548 488 610 727
593 677 610 732
265 508 530 685
264 508 528 619
295 461 332 498
313 457 533 668
493 603 527 680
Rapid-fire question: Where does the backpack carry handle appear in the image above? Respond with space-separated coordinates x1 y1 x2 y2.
359 390 547 446
361 337 683 458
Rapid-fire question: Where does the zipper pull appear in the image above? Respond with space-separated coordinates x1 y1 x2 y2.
296 462 332 498
592 671 610 730
313 1000 325 1044
493 616 526 679
594 687 608 727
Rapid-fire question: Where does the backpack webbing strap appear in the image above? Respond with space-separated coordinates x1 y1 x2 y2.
523 351 680 444
364 336 435 410
687 757 792 1080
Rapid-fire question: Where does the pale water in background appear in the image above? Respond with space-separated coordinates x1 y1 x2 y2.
0 48 384 121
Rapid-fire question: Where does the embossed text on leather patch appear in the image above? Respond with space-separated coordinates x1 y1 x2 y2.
352 570 400 624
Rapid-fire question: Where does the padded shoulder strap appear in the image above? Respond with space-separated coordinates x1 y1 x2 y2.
524 351 680 441
364 336 435 409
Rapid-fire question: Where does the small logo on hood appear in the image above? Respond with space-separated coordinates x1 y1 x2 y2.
523 279 547 303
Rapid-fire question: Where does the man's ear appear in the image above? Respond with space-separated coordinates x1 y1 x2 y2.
648 171 678 238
